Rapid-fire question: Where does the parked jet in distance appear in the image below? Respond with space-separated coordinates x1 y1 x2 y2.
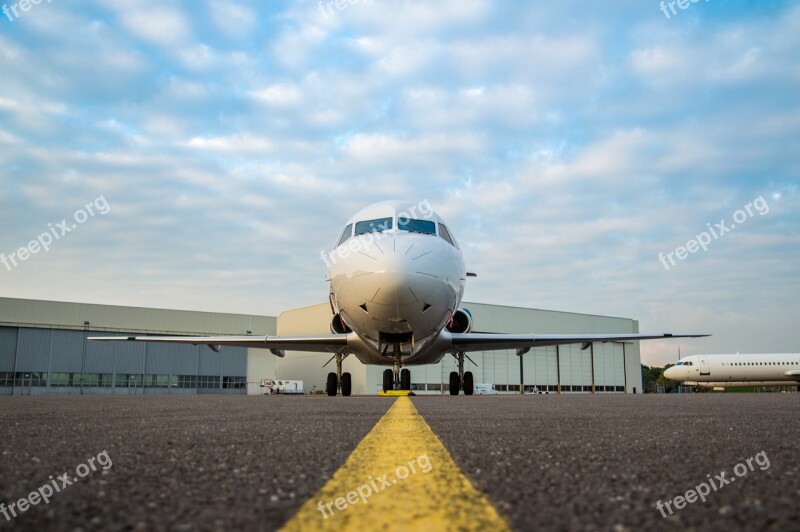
664 354 800 389
91 200 709 396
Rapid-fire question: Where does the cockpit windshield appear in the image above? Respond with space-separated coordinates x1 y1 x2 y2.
398 218 436 235
354 217 393 235
335 223 353 247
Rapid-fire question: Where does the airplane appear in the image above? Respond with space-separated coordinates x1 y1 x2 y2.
664 353 800 389
91 199 710 396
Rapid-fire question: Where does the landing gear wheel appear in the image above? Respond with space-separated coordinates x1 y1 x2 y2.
383 369 394 392
449 371 460 395
463 371 474 396
400 369 411 391
341 372 352 396
326 372 338 397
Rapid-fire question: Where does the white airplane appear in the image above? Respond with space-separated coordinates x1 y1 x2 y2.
664 354 800 389
91 200 709 396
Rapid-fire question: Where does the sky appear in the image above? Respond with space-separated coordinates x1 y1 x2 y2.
0 0 798 366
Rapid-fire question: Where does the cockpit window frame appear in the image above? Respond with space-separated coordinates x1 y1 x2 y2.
335 223 353 248
438 223 456 247
398 217 436 236
354 217 393 236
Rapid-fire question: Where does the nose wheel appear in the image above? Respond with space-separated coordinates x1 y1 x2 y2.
382 345 412 391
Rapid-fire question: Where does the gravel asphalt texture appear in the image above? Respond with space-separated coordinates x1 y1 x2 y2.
1 393 798 531
414 394 800 531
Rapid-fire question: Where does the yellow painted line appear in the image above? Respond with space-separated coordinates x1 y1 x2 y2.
281 397 509 531
378 390 415 397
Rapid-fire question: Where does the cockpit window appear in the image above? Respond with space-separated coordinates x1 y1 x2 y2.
438 224 455 246
354 217 393 235
336 223 353 248
398 218 436 235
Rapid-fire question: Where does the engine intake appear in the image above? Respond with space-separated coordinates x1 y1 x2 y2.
446 308 473 334
330 313 352 334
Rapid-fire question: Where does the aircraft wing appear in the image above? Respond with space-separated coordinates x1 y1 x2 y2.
449 332 710 354
784 370 800 378
88 334 349 357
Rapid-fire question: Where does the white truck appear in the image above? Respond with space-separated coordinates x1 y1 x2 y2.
261 379 304 395
474 383 498 395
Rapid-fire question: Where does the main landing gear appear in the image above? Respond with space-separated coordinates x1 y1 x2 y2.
325 353 352 397
449 352 474 396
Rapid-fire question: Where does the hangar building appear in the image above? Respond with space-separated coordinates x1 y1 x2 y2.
0 297 643 396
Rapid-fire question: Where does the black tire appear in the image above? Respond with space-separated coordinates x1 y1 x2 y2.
463 371 474 396
326 372 338 397
383 369 394 392
341 372 352 397
400 368 411 390
449 371 460 396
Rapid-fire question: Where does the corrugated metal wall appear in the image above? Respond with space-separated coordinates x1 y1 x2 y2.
0 297 258 395
16 328 55 372
0 326 18 371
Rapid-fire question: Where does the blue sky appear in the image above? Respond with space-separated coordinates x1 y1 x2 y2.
1 0 798 366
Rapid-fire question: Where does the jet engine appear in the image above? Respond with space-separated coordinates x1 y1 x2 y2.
446 308 473 334
330 313 353 334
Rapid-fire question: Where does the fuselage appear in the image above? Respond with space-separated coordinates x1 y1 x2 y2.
325 200 467 366
663 354 800 388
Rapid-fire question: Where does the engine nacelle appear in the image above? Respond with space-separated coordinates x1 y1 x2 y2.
446 308 473 334
330 313 353 334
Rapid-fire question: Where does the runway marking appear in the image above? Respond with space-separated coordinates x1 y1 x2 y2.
280 397 508 531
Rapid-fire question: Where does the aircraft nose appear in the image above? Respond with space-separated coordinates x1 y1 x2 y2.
664 367 678 380
342 235 439 305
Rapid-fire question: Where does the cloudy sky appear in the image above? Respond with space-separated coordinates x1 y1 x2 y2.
1 0 798 366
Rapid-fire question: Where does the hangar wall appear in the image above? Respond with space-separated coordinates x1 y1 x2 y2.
0 297 644 396
276 302 643 395
0 298 276 396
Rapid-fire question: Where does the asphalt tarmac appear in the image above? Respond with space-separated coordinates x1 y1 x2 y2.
414 394 800 531
0 393 797 531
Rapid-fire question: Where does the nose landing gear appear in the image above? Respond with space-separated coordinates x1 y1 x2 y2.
382 345 412 391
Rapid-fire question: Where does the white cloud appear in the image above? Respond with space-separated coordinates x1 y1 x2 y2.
105 2 193 47
206 0 257 38
249 84 303 107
